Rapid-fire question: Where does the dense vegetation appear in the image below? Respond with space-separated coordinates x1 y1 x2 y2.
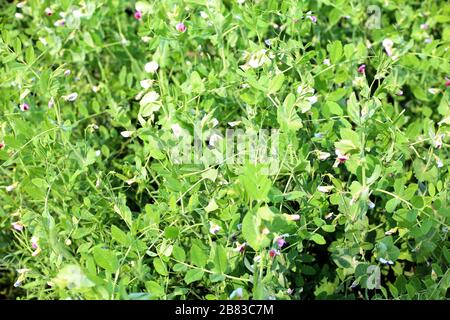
0 0 449 300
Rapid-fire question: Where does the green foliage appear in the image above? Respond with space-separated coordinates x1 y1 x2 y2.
0 0 449 300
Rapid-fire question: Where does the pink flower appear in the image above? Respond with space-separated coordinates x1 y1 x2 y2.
209 223 220 235
382 39 394 57
333 149 349 167
306 11 317 23
45 7 53 16
269 249 280 258
32 248 41 257
288 214 300 221
357 64 366 74
276 237 286 249
0 141 5 149
434 134 444 149
12 221 24 231
308 15 317 23
234 242 246 253
54 19 65 27
20 103 29 111
134 10 142 20
445 80 450 88
31 236 39 250
176 22 187 33
420 23 428 30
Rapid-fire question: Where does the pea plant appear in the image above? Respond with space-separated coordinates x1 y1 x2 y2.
0 0 449 300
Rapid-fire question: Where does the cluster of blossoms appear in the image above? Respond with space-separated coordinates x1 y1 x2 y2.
11 222 41 256
315 148 349 168
134 4 187 35
14 1 26 20
268 233 291 259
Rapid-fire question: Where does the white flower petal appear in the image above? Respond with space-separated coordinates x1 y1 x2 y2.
144 61 159 73
171 124 182 138
140 79 153 89
120 131 133 138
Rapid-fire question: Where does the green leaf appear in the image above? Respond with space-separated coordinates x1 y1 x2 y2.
344 43 355 59
205 198 219 212
145 280 165 297
326 101 343 116
190 244 207 268
310 234 326 245
242 209 271 251
25 46 35 64
277 93 302 132
385 198 399 213
213 244 228 274
366 265 381 290
191 71 205 93
347 92 360 125
321 225 335 233
139 91 161 117
83 31 95 47
93 247 119 273
164 226 179 240
184 269 204 284
267 73 285 94
111 225 128 245
201 168 218 182
153 259 168 276
172 245 186 262
32 178 47 189
238 164 272 202
367 165 382 185
328 40 343 64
